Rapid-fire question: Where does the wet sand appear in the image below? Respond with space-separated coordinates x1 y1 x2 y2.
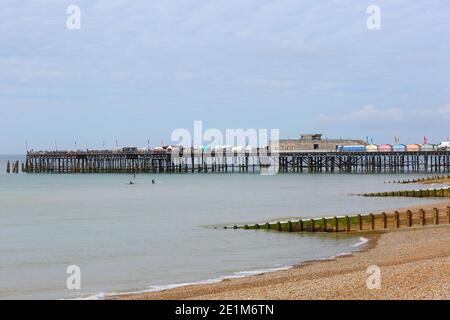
116 201 450 300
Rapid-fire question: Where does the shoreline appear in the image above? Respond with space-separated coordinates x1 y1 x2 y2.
95 236 370 300
113 200 450 300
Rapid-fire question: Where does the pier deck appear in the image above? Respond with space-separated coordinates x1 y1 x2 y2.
17 150 450 174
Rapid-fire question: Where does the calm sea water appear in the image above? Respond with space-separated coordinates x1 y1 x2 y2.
0 155 444 299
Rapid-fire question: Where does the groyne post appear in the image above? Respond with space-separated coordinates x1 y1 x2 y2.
433 208 439 225
334 217 338 232
447 207 450 224
369 214 375 230
311 219 315 232
382 212 387 229
395 211 400 228
407 210 412 227
420 209 426 226
345 215 350 231
6 161 10 173
299 219 303 232
358 214 362 231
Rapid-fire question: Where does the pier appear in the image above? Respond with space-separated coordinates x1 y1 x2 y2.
6 149 450 174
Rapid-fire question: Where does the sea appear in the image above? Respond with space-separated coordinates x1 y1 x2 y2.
0 155 444 299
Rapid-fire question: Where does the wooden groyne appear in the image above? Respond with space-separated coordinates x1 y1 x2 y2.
225 206 450 233
362 187 450 198
384 175 450 184
11 149 450 174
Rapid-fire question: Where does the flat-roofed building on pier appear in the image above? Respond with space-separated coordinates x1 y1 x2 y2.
272 133 367 152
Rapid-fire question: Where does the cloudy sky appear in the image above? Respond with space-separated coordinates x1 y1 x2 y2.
1 0 450 153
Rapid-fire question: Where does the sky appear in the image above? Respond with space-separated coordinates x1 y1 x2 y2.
1 0 450 153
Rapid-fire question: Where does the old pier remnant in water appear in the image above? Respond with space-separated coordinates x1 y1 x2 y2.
16 148 450 174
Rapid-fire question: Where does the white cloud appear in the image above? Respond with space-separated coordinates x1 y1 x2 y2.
242 78 295 89
437 104 450 119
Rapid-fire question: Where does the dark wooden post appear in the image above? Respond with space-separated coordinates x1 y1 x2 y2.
288 221 292 232
395 211 400 228
448 207 450 224
382 212 387 229
334 217 339 232
277 221 281 231
358 214 362 231
433 208 439 225
299 219 303 232
322 218 326 232
345 215 350 231
266 222 270 230
311 219 315 232
407 210 412 227
420 209 426 226
370 214 375 230
6 161 10 173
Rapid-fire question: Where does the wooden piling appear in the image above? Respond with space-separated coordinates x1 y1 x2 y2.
407 210 412 227
420 209 426 226
381 212 387 229
433 208 439 225
345 215 350 231
395 211 400 228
